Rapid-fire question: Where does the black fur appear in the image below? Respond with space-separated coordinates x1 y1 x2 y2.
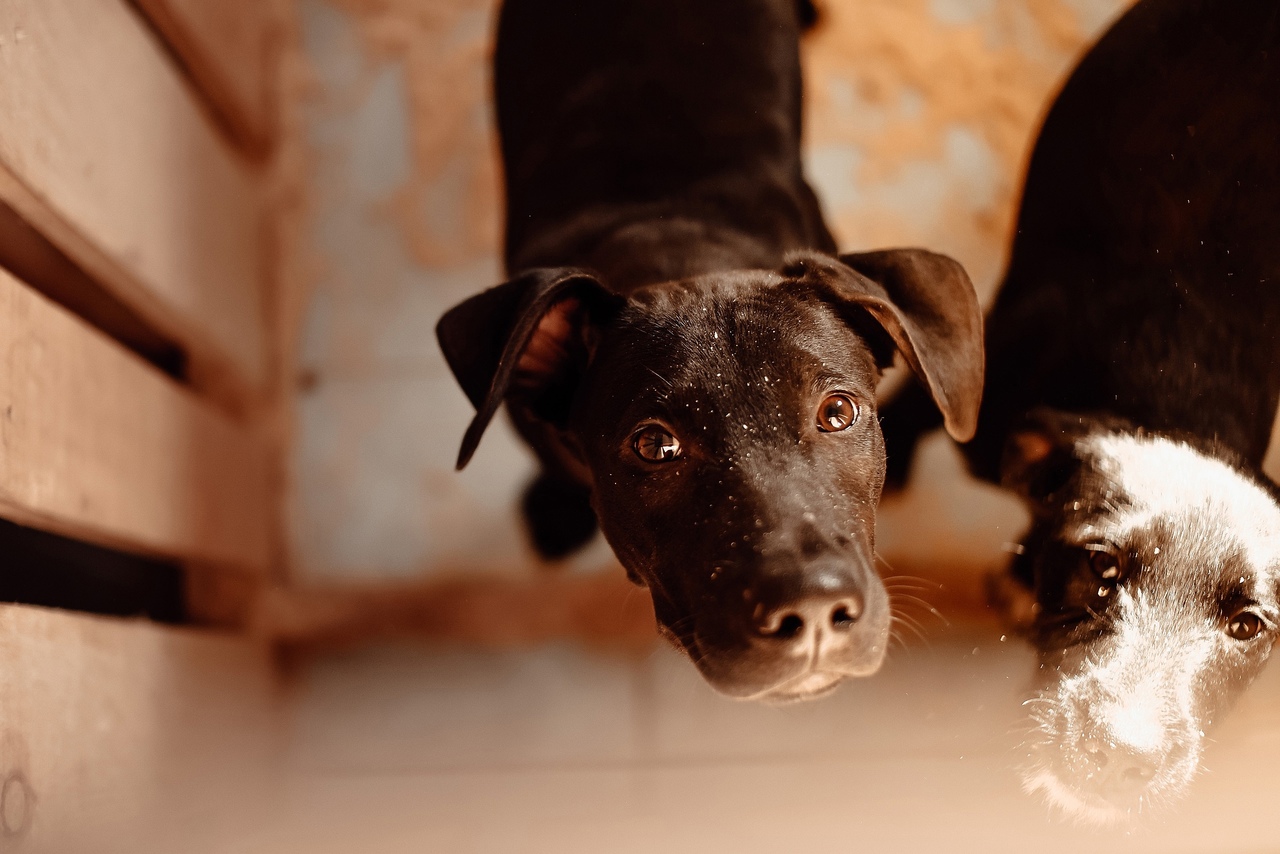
437 0 984 699
884 0 1280 817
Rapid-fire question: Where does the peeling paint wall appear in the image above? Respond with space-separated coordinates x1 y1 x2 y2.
805 0 1128 292
286 0 1134 585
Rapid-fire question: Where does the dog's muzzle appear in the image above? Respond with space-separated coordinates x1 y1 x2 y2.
687 554 891 701
1025 688 1201 820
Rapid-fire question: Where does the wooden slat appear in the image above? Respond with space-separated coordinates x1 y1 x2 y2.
131 0 281 153
0 604 281 852
257 571 659 651
0 0 268 406
0 265 273 573
0 196 185 377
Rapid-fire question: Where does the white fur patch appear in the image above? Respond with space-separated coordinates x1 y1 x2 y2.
1020 434 1280 823
1089 588 1215 730
1079 433 1280 573
1021 588 1212 823
1100 694 1163 753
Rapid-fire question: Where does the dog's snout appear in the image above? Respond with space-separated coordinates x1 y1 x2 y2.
752 561 868 643
1080 734 1158 794
687 534 889 699
757 592 863 640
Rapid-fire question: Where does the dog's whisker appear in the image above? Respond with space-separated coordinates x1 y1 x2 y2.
882 585 943 601
879 571 942 589
889 614 928 646
1020 697 1056 708
887 591 948 621
889 608 928 632
884 585 935 599
887 615 923 640
886 629 907 656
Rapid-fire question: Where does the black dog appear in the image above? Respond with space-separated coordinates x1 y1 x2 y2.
883 0 1280 821
436 0 984 701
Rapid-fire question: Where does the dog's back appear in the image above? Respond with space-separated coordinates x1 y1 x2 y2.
440 0 985 700
967 0 1280 478
494 0 834 288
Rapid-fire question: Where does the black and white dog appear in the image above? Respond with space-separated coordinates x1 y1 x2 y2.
882 0 1280 821
436 0 984 701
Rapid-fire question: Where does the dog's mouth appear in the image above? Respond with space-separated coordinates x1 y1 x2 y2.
754 670 846 703
713 664 850 704
1021 753 1197 825
655 618 860 701
691 630 872 702
1019 705 1202 824
1022 765 1140 825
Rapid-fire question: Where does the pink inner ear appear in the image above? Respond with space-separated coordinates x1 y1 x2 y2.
516 296 582 385
1011 430 1055 465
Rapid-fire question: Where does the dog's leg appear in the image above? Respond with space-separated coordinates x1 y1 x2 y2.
797 0 819 30
522 470 598 560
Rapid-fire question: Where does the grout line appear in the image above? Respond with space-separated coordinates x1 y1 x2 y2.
285 745 1014 779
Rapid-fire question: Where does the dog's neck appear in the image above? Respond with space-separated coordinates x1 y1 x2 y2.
509 187 833 295
1094 286 1280 465
986 262 1280 470
599 219 799 292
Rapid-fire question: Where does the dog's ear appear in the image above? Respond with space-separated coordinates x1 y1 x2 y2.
794 249 984 441
1000 408 1092 510
436 268 622 469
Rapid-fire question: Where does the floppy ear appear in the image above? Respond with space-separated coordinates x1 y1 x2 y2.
1000 408 1093 510
793 249 984 441
435 268 622 469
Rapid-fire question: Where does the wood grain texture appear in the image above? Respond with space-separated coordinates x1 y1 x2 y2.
257 570 660 651
0 0 268 405
131 0 283 153
0 266 273 573
0 604 281 853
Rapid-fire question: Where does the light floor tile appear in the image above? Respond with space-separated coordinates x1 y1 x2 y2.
289 643 646 772
242 634 1280 853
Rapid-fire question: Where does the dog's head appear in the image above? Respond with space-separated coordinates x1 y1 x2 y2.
996 410 1280 821
437 249 983 701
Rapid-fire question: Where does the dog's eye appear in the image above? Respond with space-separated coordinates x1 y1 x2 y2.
1088 550 1121 581
816 394 859 432
633 425 682 462
1226 611 1265 642
1085 550 1122 601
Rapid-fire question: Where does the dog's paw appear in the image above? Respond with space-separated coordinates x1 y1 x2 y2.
522 473 598 560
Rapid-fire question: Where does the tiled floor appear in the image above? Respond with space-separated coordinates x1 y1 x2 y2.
224 628 1280 853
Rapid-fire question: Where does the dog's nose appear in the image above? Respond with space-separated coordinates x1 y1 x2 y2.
754 570 864 641
1079 734 1159 794
756 594 863 639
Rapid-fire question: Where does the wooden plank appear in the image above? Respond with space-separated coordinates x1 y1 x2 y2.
0 604 281 853
0 265 273 574
0 196 185 377
131 0 282 153
258 571 659 652
0 0 269 406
